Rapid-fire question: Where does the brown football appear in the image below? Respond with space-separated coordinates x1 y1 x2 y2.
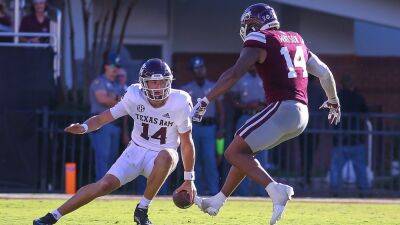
172 190 193 209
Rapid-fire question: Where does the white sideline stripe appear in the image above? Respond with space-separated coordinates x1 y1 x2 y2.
239 102 279 136
0 194 399 204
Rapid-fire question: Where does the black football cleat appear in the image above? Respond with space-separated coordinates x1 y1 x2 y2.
33 213 58 225
134 204 153 225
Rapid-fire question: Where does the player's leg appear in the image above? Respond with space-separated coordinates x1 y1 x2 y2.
196 101 308 225
222 165 247 196
233 114 252 196
143 149 178 201
34 144 142 225
59 174 120 214
196 103 285 215
134 149 178 225
195 137 275 216
33 174 121 225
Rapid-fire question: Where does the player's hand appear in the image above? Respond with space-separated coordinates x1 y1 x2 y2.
192 97 209 122
174 180 197 203
64 123 87 134
319 100 341 125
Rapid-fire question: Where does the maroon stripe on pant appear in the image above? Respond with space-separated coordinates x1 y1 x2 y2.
240 101 281 139
235 102 277 137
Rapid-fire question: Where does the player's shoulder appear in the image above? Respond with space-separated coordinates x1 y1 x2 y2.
124 83 142 100
284 30 306 43
126 83 141 91
244 31 267 44
169 88 192 104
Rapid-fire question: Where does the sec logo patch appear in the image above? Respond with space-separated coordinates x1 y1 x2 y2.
137 104 145 112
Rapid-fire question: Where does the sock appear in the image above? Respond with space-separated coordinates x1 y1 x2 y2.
138 197 152 209
51 209 62 220
214 191 227 203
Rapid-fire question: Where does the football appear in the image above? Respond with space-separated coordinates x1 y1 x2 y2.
172 190 193 209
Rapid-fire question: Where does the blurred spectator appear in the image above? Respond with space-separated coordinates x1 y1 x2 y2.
0 1 12 42
330 75 370 195
89 52 124 181
230 65 273 196
19 0 49 43
117 68 131 147
299 75 325 187
117 68 129 92
180 56 225 195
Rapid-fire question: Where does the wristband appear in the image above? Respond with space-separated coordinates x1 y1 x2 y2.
202 97 210 105
184 171 195 181
81 123 89 133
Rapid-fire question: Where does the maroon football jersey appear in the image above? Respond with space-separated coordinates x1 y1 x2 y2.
243 30 309 105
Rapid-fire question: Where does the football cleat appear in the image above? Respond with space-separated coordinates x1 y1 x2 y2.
266 182 294 225
134 204 153 225
33 213 57 225
194 195 224 216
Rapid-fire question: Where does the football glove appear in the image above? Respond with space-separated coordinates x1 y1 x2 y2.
192 97 209 122
319 99 341 125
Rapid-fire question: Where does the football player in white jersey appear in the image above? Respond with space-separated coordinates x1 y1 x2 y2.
34 59 197 225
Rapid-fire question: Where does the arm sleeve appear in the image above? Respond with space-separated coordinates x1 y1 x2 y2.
243 32 266 49
109 91 131 119
176 96 193 134
306 51 339 104
109 100 128 119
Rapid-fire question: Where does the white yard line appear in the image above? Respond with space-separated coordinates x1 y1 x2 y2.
0 193 399 204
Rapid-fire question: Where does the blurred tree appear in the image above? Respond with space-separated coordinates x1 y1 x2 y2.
63 0 138 108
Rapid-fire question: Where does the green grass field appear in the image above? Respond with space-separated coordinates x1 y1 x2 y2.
1 197 399 225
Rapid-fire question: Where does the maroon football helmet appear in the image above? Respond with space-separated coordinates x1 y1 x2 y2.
139 58 173 101
239 3 280 41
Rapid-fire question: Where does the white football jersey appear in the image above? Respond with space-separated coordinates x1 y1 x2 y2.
110 83 193 151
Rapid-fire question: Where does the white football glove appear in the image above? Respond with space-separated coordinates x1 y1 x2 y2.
319 99 341 125
192 97 209 122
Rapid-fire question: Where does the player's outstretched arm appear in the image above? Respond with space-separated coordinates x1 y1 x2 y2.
64 110 116 134
206 47 266 102
192 47 266 122
306 52 339 104
175 130 196 201
306 51 341 125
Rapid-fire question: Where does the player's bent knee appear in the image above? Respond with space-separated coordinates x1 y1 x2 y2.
96 175 120 194
154 150 175 168
224 148 233 163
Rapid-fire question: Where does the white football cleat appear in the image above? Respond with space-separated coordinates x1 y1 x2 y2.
266 182 294 225
194 195 224 216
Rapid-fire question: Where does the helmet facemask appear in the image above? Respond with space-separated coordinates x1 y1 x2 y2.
240 22 261 42
140 74 173 101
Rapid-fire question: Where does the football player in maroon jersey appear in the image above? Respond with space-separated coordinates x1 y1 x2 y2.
192 3 340 225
